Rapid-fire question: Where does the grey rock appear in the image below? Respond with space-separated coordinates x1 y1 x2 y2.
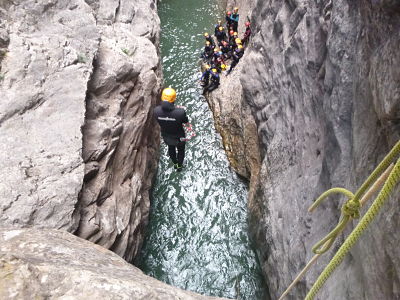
0 0 100 230
0 0 161 262
211 0 400 299
0 227 229 300
205 66 260 180
76 22 161 262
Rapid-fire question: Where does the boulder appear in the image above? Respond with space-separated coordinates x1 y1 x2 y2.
0 227 229 300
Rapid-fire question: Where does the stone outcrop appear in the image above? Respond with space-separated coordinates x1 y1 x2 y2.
0 227 229 300
0 0 161 261
208 0 400 299
74 0 161 263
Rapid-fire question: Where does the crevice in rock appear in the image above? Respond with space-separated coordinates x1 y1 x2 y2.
72 48 100 233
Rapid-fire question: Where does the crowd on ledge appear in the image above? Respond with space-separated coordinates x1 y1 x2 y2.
200 7 252 93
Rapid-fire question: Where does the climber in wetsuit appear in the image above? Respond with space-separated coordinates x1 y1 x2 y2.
225 11 233 31
154 88 189 171
203 68 220 93
201 41 214 60
214 20 223 36
216 26 227 44
227 45 244 75
242 21 252 46
200 64 211 87
204 32 215 47
230 7 239 32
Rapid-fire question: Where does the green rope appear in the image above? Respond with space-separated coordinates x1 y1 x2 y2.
309 188 355 254
305 140 400 299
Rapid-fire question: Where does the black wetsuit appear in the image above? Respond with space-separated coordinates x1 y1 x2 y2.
205 36 215 46
226 14 233 30
200 69 211 86
202 45 214 60
154 101 189 166
227 48 244 74
220 44 232 59
214 24 221 36
204 72 220 93
215 30 227 43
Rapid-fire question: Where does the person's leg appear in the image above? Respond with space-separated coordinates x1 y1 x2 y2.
207 83 219 92
177 141 186 166
227 60 237 75
168 145 178 164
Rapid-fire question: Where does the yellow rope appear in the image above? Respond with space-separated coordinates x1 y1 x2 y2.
305 140 400 299
278 163 394 300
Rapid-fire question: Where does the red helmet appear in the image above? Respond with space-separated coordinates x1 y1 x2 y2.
227 11 232 15
245 21 250 27
229 30 234 35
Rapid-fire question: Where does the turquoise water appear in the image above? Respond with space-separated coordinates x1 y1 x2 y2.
137 0 266 299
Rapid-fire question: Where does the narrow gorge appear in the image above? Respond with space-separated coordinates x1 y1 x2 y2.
1 0 399 299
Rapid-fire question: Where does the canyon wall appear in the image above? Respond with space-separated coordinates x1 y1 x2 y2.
0 0 161 261
209 0 400 298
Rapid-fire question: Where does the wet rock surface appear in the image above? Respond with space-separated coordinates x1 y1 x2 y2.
0 0 161 261
209 0 400 299
0 227 229 300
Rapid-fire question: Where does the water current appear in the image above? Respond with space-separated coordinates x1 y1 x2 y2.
137 0 266 299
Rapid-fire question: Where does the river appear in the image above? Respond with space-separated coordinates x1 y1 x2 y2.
137 0 266 299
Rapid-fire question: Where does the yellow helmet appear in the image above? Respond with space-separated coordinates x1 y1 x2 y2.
219 26 224 31
235 38 242 44
233 7 239 12
205 64 211 70
161 87 176 103
211 68 217 73
233 32 238 36
238 44 243 49
204 32 209 37
221 64 227 70
206 41 211 46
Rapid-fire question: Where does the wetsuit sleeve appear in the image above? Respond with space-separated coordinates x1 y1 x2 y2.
182 111 189 124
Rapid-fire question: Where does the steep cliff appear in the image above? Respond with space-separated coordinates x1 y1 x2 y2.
0 227 229 300
208 0 400 299
0 0 160 261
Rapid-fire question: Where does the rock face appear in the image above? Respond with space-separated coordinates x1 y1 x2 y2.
0 0 161 261
205 0 260 198
209 0 400 299
0 227 229 300
74 0 161 263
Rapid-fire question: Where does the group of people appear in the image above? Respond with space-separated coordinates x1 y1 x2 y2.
200 7 252 93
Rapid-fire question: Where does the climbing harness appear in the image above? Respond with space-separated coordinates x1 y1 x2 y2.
180 123 196 142
279 140 400 300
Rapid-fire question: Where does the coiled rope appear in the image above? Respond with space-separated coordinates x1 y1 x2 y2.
279 140 400 300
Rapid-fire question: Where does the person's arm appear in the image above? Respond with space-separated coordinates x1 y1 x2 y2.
182 111 189 124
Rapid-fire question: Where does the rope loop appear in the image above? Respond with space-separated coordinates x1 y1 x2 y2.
341 199 361 219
